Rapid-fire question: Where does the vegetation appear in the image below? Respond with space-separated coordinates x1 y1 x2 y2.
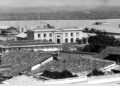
81 28 120 53
41 70 78 79
87 69 104 77
0 73 12 83
111 69 120 74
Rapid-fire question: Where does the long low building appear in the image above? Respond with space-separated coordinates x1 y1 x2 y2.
0 40 60 54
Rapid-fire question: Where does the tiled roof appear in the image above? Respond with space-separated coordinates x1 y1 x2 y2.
35 52 113 74
94 47 120 59
0 51 52 77
0 40 57 48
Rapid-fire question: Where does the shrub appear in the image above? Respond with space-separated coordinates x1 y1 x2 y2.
0 73 12 83
87 69 104 77
41 70 78 79
111 69 120 74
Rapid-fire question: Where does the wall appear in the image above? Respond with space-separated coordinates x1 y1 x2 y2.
34 30 88 44
26 30 34 40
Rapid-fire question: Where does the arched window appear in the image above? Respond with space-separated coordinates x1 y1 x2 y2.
76 38 79 43
82 38 87 44
44 33 46 37
65 33 68 37
71 38 73 43
49 33 52 37
49 39 52 42
71 33 73 36
57 39 61 44
65 38 68 43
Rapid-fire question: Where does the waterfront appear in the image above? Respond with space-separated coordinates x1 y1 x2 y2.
0 19 120 29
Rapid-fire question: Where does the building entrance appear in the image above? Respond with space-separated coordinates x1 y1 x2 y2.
57 39 61 44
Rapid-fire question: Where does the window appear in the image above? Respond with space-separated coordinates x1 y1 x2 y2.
71 33 73 37
49 39 52 42
65 33 68 37
76 38 79 43
44 33 46 37
82 38 87 44
57 39 61 44
49 33 52 37
57 33 61 37
76 32 79 36
57 35 60 37
65 38 68 43
76 38 82 44
38 34 41 38
71 38 74 43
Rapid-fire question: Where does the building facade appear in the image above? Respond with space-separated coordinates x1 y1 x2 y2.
33 26 89 44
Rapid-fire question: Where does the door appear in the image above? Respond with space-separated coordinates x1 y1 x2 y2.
57 39 61 44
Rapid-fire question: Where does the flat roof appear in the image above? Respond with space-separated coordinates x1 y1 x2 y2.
0 40 59 48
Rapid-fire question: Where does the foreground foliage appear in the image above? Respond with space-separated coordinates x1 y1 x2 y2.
41 70 78 79
87 69 104 77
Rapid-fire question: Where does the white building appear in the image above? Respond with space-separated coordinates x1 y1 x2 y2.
33 25 89 44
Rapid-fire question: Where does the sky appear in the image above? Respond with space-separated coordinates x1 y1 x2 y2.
0 0 120 7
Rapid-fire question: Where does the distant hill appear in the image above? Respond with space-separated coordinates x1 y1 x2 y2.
0 6 120 20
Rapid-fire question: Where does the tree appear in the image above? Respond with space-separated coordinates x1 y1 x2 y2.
87 69 104 77
81 28 120 53
41 70 78 79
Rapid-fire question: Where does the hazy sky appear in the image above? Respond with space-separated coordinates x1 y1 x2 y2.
0 0 120 7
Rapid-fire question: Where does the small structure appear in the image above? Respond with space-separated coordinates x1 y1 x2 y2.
0 40 60 54
0 26 19 41
15 32 27 40
94 47 120 64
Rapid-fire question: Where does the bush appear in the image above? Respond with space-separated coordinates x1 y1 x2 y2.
41 70 78 79
0 73 12 83
87 69 104 77
81 28 120 53
111 69 120 74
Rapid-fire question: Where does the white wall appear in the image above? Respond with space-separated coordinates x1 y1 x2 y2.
34 30 89 44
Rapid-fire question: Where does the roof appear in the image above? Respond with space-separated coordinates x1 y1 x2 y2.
62 43 78 48
35 52 113 74
0 40 59 48
0 50 52 76
15 33 27 38
0 26 10 30
34 26 83 32
94 47 120 59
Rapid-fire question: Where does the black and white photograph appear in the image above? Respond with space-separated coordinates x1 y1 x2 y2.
0 0 120 86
